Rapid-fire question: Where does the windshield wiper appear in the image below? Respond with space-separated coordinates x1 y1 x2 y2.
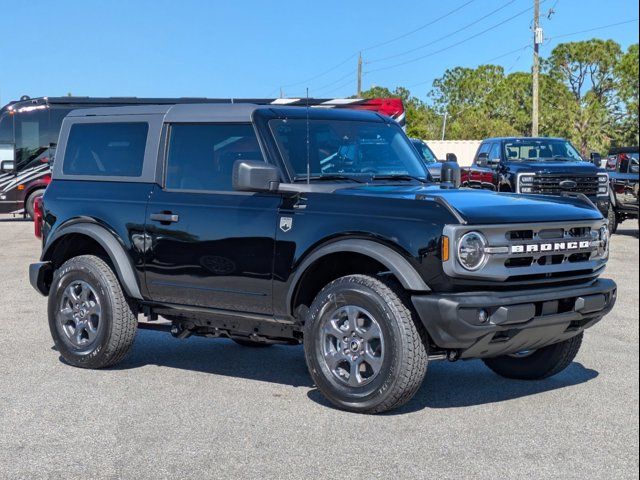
293 174 367 183
371 174 428 183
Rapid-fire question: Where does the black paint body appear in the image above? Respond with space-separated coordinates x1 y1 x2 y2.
34 105 616 355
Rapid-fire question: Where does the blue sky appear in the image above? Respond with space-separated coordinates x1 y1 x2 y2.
0 0 638 105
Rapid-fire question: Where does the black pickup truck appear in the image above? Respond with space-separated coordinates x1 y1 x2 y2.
29 105 616 414
461 137 611 224
606 147 639 231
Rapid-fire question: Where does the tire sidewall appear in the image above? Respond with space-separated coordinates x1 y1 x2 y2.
26 189 44 219
48 259 115 367
304 281 407 411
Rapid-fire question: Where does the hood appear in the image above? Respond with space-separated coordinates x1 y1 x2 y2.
334 184 603 224
506 160 600 174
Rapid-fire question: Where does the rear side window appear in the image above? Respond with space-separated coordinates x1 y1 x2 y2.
165 124 263 192
63 122 148 177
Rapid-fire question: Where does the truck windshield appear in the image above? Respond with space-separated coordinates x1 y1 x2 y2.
503 139 583 162
269 119 428 182
0 106 69 171
411 139 437 164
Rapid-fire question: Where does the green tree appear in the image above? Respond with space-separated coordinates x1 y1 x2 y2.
545 39 623 155
360 86 441 139
614 43 639 146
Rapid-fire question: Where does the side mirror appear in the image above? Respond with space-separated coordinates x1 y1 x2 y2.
476 152 489 167
631 164 639 174
0 160 15 174
440 161 461 190
590 152 602 167
445 153 458 163
232 160 280 192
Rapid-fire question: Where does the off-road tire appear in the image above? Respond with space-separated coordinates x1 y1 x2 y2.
304 274 428 414
25 188 45 219
607 205 618 234
482 333 583 380
48 255 138 369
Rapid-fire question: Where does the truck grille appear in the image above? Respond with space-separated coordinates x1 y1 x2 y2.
527 175 599 196
442 220 608 284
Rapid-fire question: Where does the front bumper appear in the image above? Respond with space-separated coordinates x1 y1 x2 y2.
412 278 617 359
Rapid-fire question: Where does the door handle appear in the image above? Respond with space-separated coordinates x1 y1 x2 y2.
150 212 179 223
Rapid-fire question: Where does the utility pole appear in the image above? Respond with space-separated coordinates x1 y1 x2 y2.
357 52 362 97
532 0 541 137
441 112 448 141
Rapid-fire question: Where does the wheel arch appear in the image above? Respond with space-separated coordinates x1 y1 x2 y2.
287 238 430 316
42 222 143 300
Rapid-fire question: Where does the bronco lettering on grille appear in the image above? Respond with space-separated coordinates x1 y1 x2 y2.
511 241 591 254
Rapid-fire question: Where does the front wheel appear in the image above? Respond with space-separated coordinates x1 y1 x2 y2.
482 333 583 380
304 274 428 414
607 205 618 234
48 255 138 369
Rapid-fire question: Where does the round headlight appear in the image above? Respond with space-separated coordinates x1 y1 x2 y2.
457 231 488 271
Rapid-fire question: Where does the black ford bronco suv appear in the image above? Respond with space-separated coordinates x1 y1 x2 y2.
30 104 617 414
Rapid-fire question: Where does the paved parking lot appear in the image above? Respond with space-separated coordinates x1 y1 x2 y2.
0 214 638 479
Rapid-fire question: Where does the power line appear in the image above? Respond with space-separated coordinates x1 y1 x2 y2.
361 0 477 52
546 18 639 41
368 0 518 64
406 44 530 88
277 0 477 91
280 53 358 89
366 2 543 75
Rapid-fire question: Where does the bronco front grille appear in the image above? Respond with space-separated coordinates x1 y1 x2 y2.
442 219 608 283
524 174 599 196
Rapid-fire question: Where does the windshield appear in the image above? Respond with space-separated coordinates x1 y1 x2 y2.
411 139 437 164
0 106 69 171
269 119 428 182
503 139 583 162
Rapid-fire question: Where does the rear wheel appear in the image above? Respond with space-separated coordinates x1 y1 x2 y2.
25 188 45 219
304 274 428 414
48 255 138 369
482 333 583 380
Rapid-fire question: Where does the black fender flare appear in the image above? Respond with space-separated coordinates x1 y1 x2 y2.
42 222 143 300
286 239 430 314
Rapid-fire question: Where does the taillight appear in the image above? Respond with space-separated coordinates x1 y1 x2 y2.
34 196 44 239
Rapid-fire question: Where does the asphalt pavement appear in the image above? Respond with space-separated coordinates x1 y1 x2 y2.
0 214 638 479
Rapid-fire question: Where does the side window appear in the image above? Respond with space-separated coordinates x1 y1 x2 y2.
488 142 501 161
165 124 263 192
63 122 148 177
476 142 491 163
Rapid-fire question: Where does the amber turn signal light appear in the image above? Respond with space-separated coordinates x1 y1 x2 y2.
442 236 450 262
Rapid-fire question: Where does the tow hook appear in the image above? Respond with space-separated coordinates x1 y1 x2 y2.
171 322 194 339
446 350 460 362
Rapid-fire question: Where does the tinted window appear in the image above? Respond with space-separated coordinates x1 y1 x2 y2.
476 142 491 161
503 138 582 162
165 124 262 191
411 140 437 163
63 122 148 177
269 119 426 180
488 143 501 160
